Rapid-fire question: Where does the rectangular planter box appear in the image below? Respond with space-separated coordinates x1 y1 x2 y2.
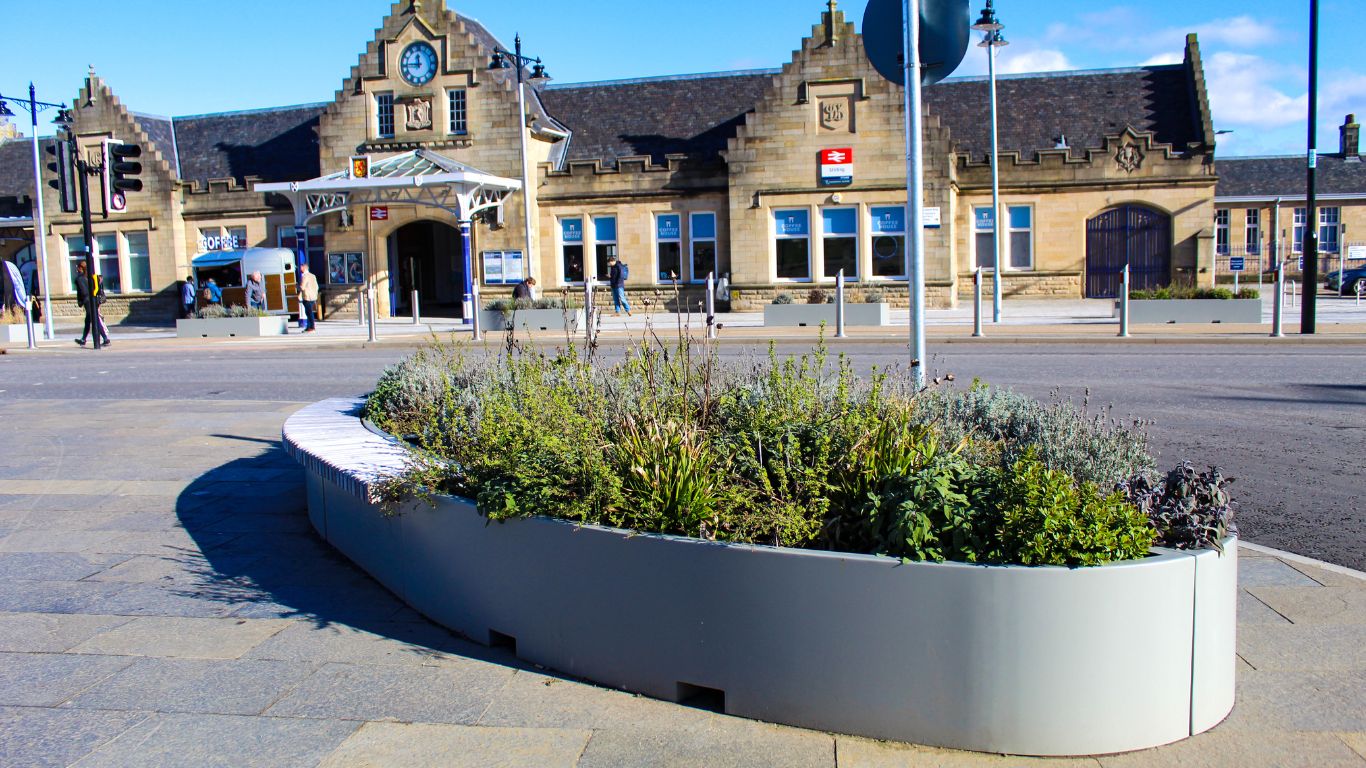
1 324 34 344
1120 299 1262 324
764 303 890 327
480 308 584 333
176 316 289 338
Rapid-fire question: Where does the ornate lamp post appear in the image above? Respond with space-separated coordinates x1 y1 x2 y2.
490 36 549 290
0 85 70 341
972 2 1007 323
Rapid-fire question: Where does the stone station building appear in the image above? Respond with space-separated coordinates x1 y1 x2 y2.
1 1 1237 323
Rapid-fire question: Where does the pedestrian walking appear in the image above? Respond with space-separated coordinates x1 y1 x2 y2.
72 262 111 348
202 278 222 305
298 262 319 333
607 256 631 316
180 274 197 318
245 271 267 311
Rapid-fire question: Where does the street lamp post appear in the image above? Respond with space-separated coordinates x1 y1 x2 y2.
490 36 549 293
0 85 68 342
972 2 1006 324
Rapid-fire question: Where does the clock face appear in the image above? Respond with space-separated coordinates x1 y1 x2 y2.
399 42 438 86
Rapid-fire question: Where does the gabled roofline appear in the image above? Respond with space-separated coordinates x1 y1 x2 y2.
174 102 331 121
544 68 782 91
936 64 1181 86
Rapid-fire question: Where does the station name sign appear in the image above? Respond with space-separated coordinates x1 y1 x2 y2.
819 148 854 186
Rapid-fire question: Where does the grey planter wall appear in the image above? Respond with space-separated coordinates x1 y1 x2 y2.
479 308 584 333
284 398 1238 757
177 316 289 338
764 303 890 327
1122 299 1262 324
1 324 32 344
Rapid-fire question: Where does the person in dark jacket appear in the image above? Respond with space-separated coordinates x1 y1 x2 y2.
73 262 110 348
181 275 197 318
607 256 631 316
511 276 536 305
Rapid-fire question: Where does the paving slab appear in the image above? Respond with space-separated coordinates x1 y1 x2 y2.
1096 729 1366 767
263 661 515 724
1237 624 1366 672
0 652 133 706
478 669 716 731
0 552 129 581
0 530 126 553
1236 590 1292 625
1247 585 1366 624
63 657 317 716
835 736 1102 766
315 721 591 768
1341 733 1366 761
0 613 133 653
0 706 149 768
79 583 240 619
244 619 484 668
67 712 358 768
1231 669 1366 732
575 713 836 768
68 616 290 659
1238 557 1325 588
0 580 133 615
81 552 260 587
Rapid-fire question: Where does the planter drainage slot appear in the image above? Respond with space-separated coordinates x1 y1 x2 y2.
676 682 725 713
488 629 517 656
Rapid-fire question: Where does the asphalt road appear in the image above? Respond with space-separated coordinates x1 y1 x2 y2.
2 339 1362 570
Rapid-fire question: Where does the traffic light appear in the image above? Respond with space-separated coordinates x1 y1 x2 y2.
45 139 78 213
109 143 143 193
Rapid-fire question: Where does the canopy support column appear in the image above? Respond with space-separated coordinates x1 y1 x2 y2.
460 219 474 325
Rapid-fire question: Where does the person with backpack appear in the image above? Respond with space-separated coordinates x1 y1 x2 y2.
607 255 631 316
73 261 111 348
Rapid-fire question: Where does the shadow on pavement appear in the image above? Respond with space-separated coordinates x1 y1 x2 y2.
171 439 525 667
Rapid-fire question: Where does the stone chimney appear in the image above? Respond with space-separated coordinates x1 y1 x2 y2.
1342 114 1360 161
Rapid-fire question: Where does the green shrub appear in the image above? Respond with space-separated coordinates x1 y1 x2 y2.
1123 462 1237 552
858 289 886 304
994 453 1156 566
806 288 830 305
367 339 1204 566
1129 286 1259 301
771 293 795 305
196 304 228 319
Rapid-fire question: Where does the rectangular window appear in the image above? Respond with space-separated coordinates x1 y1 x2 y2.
1007 206 1033 270
95 233 121 294
1245 209 1261 255
1320 207 1341 253
227 226 248 249
276 225 324 269
1293 208 1307 254
448 88 468 135
822 207 858 279
655 214 682 282
870 206 906 278
561 218 585 283
1215 209 1230 255
689 212 718 283
974 206 997 270
126 232 151 293
66 235 87 292
376 92 395 138
593 216 617 281
774 209 811 280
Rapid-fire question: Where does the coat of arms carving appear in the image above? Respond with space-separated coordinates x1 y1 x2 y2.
1115 144 1144 173
405 98 433 131
819 97 853 133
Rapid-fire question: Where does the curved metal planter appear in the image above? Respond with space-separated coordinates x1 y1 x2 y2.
284 398 1237 757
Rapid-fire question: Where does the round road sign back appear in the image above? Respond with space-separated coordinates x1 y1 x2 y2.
863 0 971 87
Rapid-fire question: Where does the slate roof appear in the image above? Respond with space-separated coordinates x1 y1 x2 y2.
540 71 776 167
172 103 327 188
1216 155 1366 198
132 113 178 175
0 138 39 203
925 65 1202 162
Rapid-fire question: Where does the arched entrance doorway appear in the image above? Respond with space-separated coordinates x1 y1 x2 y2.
1085 205 1172 298
387 221 466 318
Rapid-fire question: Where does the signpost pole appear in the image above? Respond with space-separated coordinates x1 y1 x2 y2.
28 86 55 341
1118 264 1130 339
1302 0 1319 333
1272 258 1284 338
973 267 984 337
705 272 717 340
835 269 847 339
904 0 927 389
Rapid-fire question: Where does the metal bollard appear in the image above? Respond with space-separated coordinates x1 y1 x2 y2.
366 287 378 343
358 291 366 326
972 267 984 338
1271 265 1284 338
411 289 421 325
1289 280 1297 309
1118 264 1131 338
705 273 717 340
471 281 483 342
834 270 847 339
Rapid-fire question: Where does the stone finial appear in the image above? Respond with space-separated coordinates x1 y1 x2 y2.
406 0 421 14
824 0 840 46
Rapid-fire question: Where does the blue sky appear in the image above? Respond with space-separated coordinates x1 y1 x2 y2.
0 0 1357 157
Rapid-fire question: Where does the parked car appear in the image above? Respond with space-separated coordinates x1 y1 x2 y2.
1326 266 1366 296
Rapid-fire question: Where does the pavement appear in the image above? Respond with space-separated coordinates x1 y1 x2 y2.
1 396 1365 766
9 293 1366 352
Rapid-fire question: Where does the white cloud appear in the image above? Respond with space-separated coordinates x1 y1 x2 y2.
1141 53 1183 66
1189 16 1281 49
1323 74 1366 118
998 49 1075 75
1204 51 1306 130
